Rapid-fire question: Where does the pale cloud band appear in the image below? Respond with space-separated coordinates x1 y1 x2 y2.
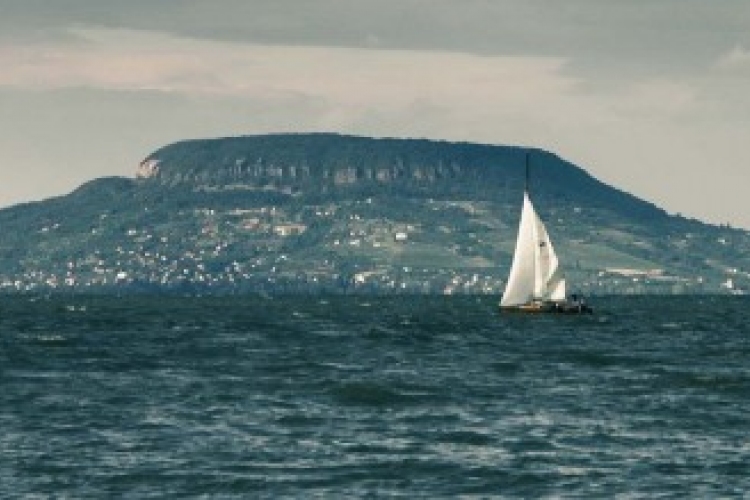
0 27 584 145
0 26 740 138
0 28 573 98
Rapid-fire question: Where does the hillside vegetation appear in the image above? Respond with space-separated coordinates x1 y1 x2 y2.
1 133 748 294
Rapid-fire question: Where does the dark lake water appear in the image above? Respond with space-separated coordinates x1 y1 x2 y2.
1 295 749 498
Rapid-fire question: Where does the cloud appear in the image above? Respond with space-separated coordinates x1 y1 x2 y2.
1 7 750 228
0 27 576 107
716 45 750 72
0 28 207 92
610 80 698 120
3 27 621 156
4 1 749 75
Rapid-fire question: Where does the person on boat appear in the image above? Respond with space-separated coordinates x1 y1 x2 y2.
570 293 585 312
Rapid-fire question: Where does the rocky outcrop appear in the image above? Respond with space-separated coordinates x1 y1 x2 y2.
136 159 160 179
133 133 664 221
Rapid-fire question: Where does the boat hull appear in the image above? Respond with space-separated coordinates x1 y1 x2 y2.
499 301 593 315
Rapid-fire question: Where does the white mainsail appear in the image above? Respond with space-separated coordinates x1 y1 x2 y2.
500 191 566 307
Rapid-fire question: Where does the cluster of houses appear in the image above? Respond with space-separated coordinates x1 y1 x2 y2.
0 201 746 295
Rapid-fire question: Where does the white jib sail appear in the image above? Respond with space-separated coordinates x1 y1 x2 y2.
532 209 565 301
501 192 566 307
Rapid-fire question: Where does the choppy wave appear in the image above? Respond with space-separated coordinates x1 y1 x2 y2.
1 295 749 497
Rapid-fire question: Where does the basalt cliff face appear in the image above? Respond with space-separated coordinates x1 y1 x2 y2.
0 133 748 294
137 134 659 221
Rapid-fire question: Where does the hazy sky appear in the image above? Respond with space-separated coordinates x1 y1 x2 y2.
1 1 749 227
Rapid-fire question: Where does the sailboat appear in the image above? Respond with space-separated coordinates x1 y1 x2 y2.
499 152 592 314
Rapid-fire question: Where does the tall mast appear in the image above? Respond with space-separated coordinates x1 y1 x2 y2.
525 151 530 194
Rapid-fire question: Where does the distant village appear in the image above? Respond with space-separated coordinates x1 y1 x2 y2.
1 199 746 296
